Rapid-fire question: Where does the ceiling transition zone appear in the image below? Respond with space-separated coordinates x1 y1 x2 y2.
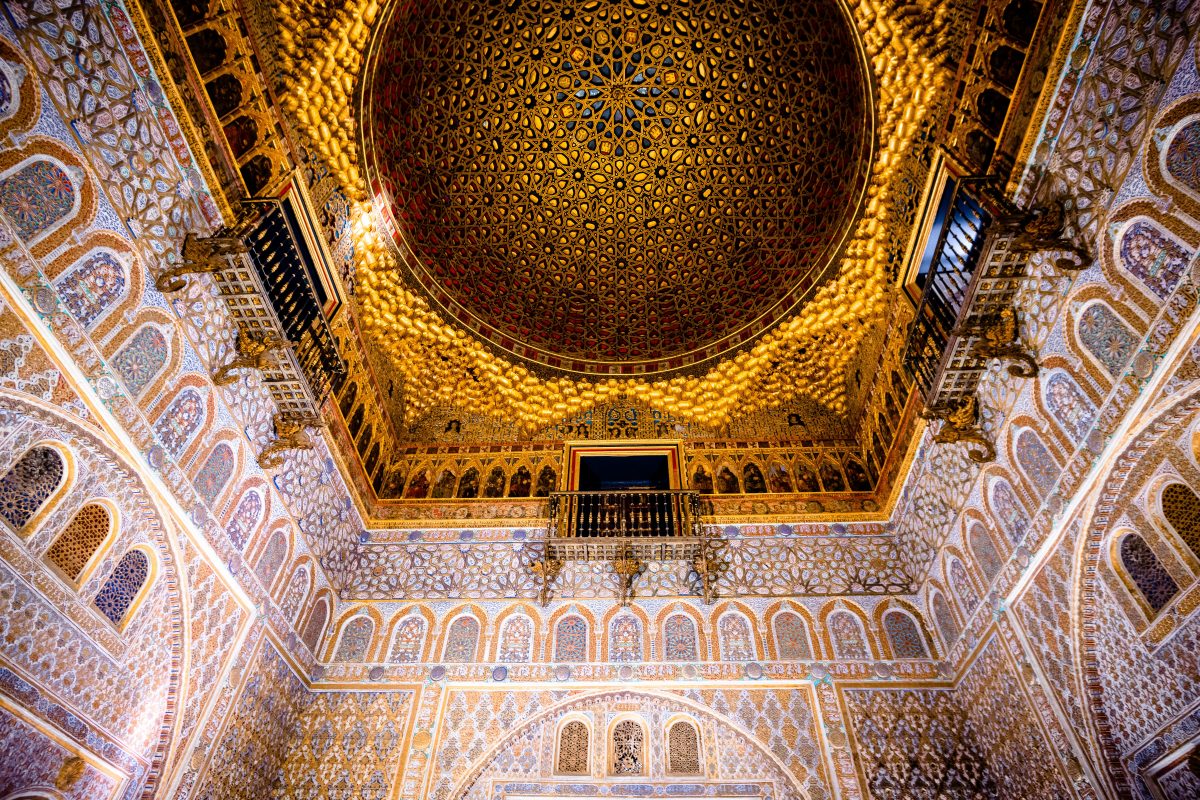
363 0 873 375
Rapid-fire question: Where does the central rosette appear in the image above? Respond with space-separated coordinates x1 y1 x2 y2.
364 0 872 375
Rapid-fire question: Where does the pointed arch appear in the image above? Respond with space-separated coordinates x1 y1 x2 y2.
331 610 379 662
278 559 313 622
988 476 1030 546
1075 300 1139 379
822 602 874 660
1013 427 1060 499
252 524 291 592
604 607 648 662
552 613 591 663
876 601 933 660
967 521 1005 583
495 608 538 663
1159 481 1200 560
661 612 701 662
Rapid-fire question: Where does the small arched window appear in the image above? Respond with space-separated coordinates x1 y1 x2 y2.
1162 483 1200 559
968 523 1003 583
610 719 644 775
497 614 534 663
45 502 112 584
1119 533 1179 613
827 610 869 659
773 611 812 660
663 613 699 661
389 615 427 663
717 612 755 661
932 593 960 648
667 720 702 775
254 529 289 590
444 616 480 662
0 446 65 532
883 610 929 659
556 720 590 775
554 614 588 662
334 616 375 661
301 597 329 653
93 548 150 627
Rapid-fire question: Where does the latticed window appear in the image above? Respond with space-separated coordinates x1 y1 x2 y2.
667 720 701 775
610 720 644 775
1162 483 1200 559
0 446 64 531
94 549 150 626
556 720 590 775
45 503 111 583
1119 533 1179 613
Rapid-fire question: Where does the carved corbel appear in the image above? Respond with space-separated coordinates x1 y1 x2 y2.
155 231 249 292
1005 199 1092 272
612 554 645 607
692 539 723 604
55 756 85 790
257 412 323 469
922 395 995 463
212 328 291 386
965 307 1038 378
528 554 563 607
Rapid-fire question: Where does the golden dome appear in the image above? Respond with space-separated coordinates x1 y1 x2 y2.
362 0 873 376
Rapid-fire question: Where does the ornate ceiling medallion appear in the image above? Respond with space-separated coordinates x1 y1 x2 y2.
363 0 873 376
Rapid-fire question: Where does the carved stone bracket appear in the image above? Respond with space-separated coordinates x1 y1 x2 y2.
962 306 1038 378
922 395 996 463
528 554 563 607
1004 199 1092 272
691 536 724 604
257 412 323 469
612 553 645 607
155 230 249 292
212 328 291 386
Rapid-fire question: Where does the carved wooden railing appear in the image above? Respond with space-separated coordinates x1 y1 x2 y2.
155 192 345 467
530 490 720 606
902 177 1087 462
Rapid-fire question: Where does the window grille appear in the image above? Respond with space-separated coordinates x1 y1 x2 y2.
610 720 644 775
0 446 64 531
94 549 149 626
46 503 110 582
556 720 589 775
667 721 701 775
1163 483 1200 558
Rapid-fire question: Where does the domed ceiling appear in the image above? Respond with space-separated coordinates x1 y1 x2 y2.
363 0 873 375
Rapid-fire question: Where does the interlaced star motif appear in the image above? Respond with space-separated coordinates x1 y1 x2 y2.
365 0 871 374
